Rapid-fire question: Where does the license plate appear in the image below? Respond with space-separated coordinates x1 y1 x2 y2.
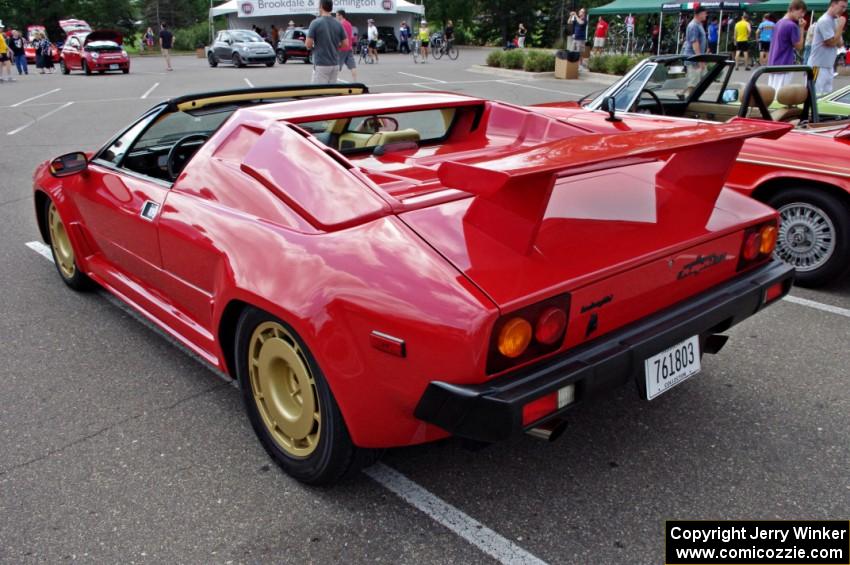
644 335 700 400
109 64 118 70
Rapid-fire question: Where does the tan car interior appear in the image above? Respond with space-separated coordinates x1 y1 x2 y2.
684 83 772 122
771 85 808 123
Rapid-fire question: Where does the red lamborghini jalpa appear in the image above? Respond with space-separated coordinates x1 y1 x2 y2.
33 85 794 484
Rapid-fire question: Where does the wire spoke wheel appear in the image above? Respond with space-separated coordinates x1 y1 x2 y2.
48 202 76 279
447 45 459 60
776 202 836 272
248 321 321 458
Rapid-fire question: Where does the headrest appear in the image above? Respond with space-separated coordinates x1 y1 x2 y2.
748 85 776 107
367 128 421 147
776 84 808 107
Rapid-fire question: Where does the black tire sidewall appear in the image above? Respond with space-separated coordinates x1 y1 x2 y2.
234 307 355 485
767 188 850 286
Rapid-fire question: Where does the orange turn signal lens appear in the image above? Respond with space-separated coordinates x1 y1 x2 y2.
535 307 567 345
498 317 532 358
759 225 778 255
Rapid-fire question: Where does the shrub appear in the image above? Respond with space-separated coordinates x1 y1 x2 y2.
502 49 526 70
604 54 629 75
486 49 503 68
587 54 607 73
524 50 555 72
173 21 214 51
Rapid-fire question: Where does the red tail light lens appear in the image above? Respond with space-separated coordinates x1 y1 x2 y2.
522 392 557 426
535 307 567 345
738 220 778 271
487 294 571 375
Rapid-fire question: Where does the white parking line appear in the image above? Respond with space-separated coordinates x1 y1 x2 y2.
784 295 850 319
365 464 548 565
244 78 254 87
26 241 54 262
11 88 62 108
141 82 160 99
7 102 74 136
414 83 443 91
497 80 584 97
398 71 447 83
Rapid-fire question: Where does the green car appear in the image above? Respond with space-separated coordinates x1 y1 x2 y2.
817 84 850 115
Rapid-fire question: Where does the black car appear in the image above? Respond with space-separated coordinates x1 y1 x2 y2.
208 30 276 67
377 27 398 52
276 28 311 64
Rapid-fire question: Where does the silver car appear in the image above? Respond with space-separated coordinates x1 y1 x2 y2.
208 30 275 68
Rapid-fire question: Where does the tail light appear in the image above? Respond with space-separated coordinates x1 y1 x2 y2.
487 294 570 374
737 220 778 271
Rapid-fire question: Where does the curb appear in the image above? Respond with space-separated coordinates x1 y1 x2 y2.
468 64 624 85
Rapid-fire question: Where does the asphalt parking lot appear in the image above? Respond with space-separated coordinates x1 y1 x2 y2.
1 49 848 564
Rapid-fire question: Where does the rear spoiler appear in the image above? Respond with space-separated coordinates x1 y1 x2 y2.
437 118 791 254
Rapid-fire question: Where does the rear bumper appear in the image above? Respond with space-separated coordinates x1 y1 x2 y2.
414 260 794 443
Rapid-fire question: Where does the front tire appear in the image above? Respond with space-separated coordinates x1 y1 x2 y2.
60 59 69 74
767 188 850 287
82 60 91 75
44 198 94 291
208 52 218 67
277 50 287 64
232 53 245 68
235 307 379 484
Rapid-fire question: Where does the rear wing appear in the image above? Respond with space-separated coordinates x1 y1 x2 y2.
437 118 791 254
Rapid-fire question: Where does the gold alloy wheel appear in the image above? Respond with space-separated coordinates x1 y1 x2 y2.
248 322 321 458
47 202 76 279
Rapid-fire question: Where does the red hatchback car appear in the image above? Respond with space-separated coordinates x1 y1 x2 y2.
33 85 794 484
60 30 129 75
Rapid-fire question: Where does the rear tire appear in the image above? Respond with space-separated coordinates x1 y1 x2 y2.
43 198 94 291
208 52 218 67
303 55 311 64
766 188 850 287
60 59 69 74
235 307 380 485
277 50 287 64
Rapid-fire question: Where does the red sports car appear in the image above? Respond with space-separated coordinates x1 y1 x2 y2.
562 55 850 286
60 29 129 75
33 84 794 484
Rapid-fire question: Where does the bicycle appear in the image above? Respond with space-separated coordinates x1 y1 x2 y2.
431 34 459 60
430 33 443 60
411 38 422 63
357 38 373 65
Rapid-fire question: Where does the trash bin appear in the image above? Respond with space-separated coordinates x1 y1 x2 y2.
555 50 581 80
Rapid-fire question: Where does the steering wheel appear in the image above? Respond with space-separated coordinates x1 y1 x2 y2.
630 88 665 116
166 133 210 181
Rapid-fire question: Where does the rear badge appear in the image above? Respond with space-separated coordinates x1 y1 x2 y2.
677 253 728 280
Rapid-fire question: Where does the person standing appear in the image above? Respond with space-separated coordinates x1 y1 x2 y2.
39 33 54 74
271 24 279 47
0 23 12 82
144 27 155 50
159 22 173 71
399 21 411 54
10 29 27 76
418 20 430 61
682 6 708 93
367 19 379 63
593 16 608 55
517 23 527 48
569 8 587 53
305 0 347 84
767 0 807 89
735 13 752 70
336 10 356 82
708 16 719 53
808 0 847 95
757 14 776 65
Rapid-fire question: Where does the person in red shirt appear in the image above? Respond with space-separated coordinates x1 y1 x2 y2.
336 10 357 82
593 16 609 55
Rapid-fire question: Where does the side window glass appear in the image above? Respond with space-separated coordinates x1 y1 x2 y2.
97 112 158 166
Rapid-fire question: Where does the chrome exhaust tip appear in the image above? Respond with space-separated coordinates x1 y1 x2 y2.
526 418 568 442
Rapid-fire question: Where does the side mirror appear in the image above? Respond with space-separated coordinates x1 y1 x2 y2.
604 95 622 122
50 152 88 177
722 88 739 104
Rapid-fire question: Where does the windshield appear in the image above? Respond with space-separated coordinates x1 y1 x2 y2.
590 58 724 112
231 31 263 43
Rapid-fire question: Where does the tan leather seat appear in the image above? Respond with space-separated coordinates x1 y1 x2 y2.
748 84 776 107
366 128 421 148
771 85 808 122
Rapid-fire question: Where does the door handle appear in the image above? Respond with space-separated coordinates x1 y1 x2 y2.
140 200 159 221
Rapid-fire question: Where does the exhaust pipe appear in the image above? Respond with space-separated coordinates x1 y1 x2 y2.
526 418 568 442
